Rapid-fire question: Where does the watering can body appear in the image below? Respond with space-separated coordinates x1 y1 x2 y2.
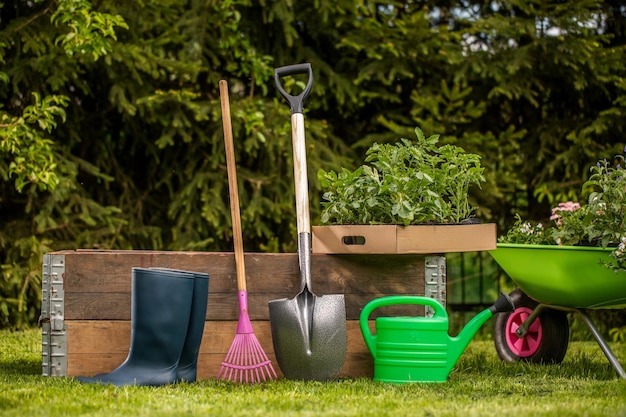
360 294 513 383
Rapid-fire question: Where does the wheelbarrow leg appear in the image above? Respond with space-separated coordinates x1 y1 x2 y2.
577 309 626 380
517 304 626 379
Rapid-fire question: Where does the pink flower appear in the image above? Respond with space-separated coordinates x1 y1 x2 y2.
550 201 581 224
551 201 580 213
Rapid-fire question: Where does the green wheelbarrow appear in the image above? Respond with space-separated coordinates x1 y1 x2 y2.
489 243 626 379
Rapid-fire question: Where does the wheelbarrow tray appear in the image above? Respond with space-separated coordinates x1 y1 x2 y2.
489 243 626 309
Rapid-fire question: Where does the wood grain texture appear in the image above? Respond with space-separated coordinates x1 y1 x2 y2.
49 250 434 378
65 320 375 379
60 251 426 320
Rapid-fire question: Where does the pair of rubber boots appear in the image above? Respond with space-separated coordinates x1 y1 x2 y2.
76 267 209 386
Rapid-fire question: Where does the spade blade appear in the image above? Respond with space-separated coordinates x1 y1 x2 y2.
269 291 346 381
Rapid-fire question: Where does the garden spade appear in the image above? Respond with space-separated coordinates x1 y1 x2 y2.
269 63 347 381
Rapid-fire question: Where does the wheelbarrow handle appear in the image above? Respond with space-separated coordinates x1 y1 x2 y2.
274 63 314 114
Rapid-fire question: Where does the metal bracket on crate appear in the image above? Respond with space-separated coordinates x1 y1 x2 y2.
424 256 446 317
41 253 67 377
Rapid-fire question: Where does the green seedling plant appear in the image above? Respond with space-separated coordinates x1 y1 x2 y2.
318 127 485 226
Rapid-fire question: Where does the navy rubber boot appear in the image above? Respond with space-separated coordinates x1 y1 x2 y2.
149 268 210 382
176 271 209 382
76 268 194 386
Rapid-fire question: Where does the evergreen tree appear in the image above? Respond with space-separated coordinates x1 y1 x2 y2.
1 0 625 328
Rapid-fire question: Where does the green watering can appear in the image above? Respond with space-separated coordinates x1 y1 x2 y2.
360 292 514 383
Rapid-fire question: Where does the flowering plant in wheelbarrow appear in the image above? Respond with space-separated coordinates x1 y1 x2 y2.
501 152 626 274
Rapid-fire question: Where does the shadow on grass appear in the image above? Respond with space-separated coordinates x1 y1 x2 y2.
0 358 41 376
454 347 623 381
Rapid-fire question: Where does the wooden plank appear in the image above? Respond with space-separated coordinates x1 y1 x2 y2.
61 251 425 293
60 251 427 320
64 292 425 321
66 352 376 380
65 320 375 378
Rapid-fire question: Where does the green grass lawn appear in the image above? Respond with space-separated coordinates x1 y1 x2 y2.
1 329 625 417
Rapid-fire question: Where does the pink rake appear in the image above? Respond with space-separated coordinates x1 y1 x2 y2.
217 291 276 383
218 79 277 383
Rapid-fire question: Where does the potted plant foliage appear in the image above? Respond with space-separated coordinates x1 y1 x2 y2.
311 127 496 254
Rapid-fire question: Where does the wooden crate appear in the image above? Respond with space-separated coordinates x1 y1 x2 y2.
41 250 446 379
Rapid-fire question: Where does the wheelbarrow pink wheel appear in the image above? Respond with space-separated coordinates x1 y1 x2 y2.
505 307 542 357
494 289 569 364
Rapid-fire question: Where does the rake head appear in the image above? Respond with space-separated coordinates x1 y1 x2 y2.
218 333 277 383
217 299 277 383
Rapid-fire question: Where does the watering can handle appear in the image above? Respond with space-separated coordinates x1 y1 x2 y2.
359 296 447 358
274 63 314 115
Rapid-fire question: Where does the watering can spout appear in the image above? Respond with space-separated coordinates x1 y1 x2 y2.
489 291 516 315
448 292 514 371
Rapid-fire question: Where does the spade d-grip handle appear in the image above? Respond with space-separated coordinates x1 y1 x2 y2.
274 63 314 114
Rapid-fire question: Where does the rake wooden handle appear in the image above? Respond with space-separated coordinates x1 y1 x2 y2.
219 79 247 293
